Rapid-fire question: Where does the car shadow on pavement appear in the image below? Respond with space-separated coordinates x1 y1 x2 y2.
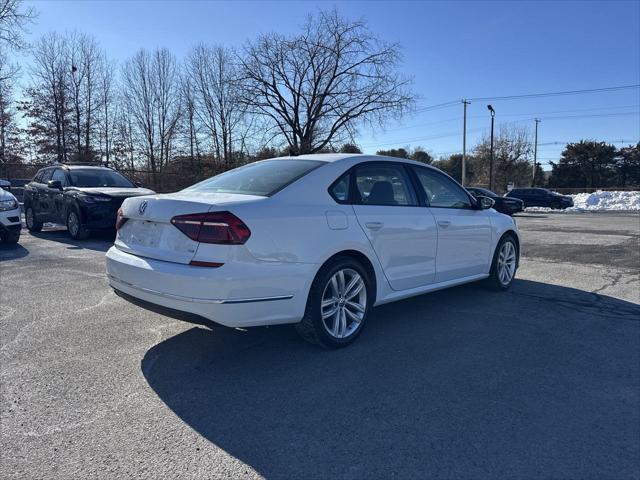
29 228 114 252
141 280 640 479
0 242 29 261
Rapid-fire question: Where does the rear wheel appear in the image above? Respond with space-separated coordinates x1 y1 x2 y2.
485 235 518 291
25 206 43 232
296 257 372 348
67 208 90 240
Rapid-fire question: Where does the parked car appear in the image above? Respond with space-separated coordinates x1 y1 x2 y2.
0 187 21 244
23 165 154 240
107 154 520 348
505 187 573 209
466 187 524 215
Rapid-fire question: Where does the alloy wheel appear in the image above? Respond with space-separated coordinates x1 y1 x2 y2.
68 212 79 237
497 241 516 285
320 268 367 339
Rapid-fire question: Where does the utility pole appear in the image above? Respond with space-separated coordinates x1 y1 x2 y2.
462 100 470 186
532 118 540 186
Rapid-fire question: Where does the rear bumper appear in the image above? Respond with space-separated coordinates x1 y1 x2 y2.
105 246 316 328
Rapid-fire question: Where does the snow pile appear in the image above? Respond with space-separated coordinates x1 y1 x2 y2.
527 190 640 212
570 190 640 211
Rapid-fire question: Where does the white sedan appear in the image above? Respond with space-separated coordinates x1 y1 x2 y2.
106 154 519 348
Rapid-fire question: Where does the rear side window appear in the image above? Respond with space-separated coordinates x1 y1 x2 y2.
413 167 472 208
353 163 417 206
329 174 350 203
185 159 324 196
33 170 44 183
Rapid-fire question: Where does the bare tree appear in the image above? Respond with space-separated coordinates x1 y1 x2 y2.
185 44 246 165
0 0 36 50
23 32 70 162
122 48 180 174
239 9 414 155
473 125 533 190
0 49 20 163
98 54 117 166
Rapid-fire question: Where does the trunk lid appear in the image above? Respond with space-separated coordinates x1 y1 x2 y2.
115 192 264 264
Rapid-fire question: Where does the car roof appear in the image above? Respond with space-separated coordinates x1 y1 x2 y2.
268 153 440 170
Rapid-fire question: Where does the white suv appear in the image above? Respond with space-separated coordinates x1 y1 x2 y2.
0 185 21 244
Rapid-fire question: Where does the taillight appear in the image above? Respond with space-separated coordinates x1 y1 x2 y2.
170 211 251 244
115 208 128 231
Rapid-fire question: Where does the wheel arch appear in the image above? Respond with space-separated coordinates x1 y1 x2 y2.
312 249 378 305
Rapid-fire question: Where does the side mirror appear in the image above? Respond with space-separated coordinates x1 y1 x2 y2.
135 181 143 187
476 195 495 210
48 180 63 190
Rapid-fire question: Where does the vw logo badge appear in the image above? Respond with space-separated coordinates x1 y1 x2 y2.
138 200 148 215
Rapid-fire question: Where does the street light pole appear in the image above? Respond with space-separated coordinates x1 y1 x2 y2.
487 105 495 191
462 99 470 186
532 118 540 187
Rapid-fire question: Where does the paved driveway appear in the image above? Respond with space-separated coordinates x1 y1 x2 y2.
1 213 638 479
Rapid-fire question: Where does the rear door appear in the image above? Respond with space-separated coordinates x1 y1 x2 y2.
411 166 492 283
350 162 437 290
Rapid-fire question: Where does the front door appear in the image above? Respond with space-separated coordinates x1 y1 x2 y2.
350 162 438 291
411 166 493 283
49 168 68 223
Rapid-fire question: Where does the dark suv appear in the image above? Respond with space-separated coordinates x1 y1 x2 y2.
505 188 573 209
24 165 154 239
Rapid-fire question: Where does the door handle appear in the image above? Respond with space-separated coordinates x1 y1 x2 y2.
365 222 384 230
437 220 451 228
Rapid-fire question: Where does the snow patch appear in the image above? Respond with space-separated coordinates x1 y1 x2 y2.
527 190 640 212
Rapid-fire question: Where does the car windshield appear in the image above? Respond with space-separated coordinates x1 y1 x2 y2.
69 169 135 188
184 159 324 196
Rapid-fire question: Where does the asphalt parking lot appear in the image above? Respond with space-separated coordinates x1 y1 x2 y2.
1 212 639 479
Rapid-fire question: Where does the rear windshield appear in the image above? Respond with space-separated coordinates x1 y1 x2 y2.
69 169 135 188
184 159 324 196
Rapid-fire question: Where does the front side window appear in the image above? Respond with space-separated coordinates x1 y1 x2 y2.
413 167 472 208
69 169 135 188
40 168 54 183
51 169 68 186
185 159 324 196
353 163 417 206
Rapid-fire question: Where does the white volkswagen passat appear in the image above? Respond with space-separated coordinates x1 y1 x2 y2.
106 154 519 348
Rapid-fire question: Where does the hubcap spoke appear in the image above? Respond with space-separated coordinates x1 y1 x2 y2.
321 268 367 339
498 241 516 285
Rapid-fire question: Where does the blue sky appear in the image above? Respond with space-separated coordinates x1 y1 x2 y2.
16 0 640 167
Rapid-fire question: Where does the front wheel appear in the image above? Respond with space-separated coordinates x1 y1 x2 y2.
25 206 43 232
67 208 90 240
296 257 372 348
485 235 518 291
0 229 20 244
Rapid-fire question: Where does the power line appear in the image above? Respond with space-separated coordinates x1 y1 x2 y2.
360 127 484 149
468 84 640 102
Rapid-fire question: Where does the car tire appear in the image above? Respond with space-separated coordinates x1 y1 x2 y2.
67 208 90 240
296 256 373 348
25 206 43 232
0 229 20 244
551 201 562 210
485 234 518 291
